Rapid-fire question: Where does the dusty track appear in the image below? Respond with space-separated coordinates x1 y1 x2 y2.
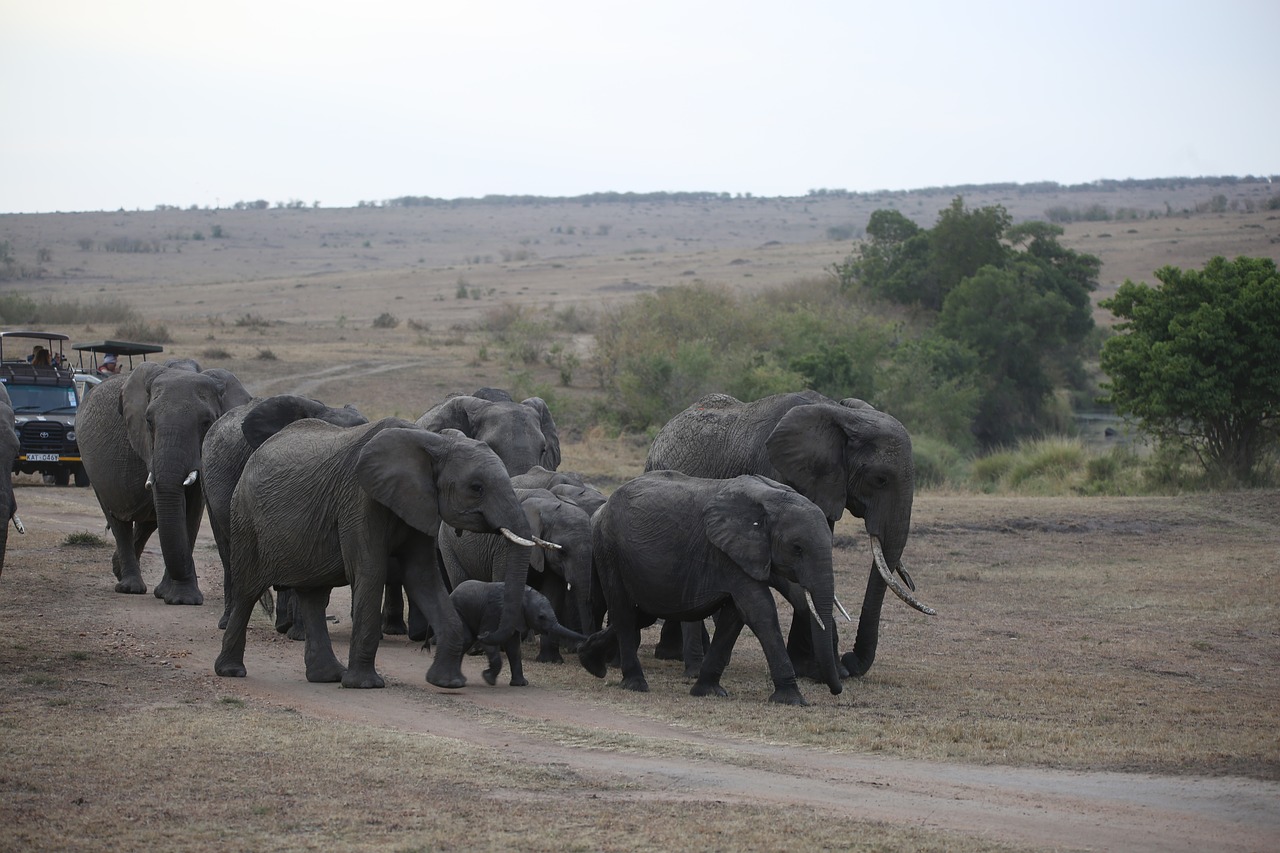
5 482 1278 852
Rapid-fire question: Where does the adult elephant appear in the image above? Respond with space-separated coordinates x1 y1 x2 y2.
439 487 596 663
201 394 368 630
417 389 561 475
0 384 23 576
77 362 252 603
579 471 843 706
215 418 539 690
644 390 934 679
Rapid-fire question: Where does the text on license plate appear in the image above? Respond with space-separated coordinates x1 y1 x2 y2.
25 453 60 462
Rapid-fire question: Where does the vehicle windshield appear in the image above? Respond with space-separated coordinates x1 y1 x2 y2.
7 384 78 413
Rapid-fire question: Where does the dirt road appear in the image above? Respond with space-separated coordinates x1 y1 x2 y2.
4 483 1278 852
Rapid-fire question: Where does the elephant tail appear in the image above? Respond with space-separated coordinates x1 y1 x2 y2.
257 588 274 620
577 626 616 678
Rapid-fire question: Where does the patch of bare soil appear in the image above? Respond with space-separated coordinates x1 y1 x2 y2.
2 476 1277 852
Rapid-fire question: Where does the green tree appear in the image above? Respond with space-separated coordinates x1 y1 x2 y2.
1099 256 1280 484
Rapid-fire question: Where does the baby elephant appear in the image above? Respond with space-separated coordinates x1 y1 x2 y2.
450 580 588 686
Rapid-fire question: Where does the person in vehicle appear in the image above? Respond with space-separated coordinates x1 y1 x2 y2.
97 354 120 375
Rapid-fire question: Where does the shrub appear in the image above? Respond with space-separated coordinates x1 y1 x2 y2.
372 312 399 329
1005 437 1087 491
256 348 278 361
113 320 172 343
201 347 233 360
62 531 110 548
911 435 968 489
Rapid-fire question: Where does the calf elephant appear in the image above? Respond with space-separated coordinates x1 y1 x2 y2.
644 391 934 679
580 471 843 706
450 580 588 686
215 418 538 689
77 362 252 603
0 384 23 576
439 487 595 663
201 394 367 630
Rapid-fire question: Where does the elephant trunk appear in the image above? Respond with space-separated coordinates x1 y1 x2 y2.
807 586 843 695
481 528 533 647
151 483 199 585
549 623 589 646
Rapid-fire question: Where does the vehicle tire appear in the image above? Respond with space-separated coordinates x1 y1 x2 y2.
74 465 91 488
52 467 71 487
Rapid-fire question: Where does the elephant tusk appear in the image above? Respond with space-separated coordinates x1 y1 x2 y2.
12 515 25 534
871 536 936 616
499 527 536 547
804 589 826 631
145 472 153 489
533 535 562 551
183 470 199 486
834 595 852 623
898 564 916 592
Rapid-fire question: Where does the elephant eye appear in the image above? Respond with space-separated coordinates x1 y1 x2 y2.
469 482 485 497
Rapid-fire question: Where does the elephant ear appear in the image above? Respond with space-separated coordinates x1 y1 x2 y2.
120 361 166 462
765 404 850 524
201 368 254 410
417 395 477 435
241 395 327 450
703 476 773 581
356 427 451 536
521 397 561 471
472 387 514 403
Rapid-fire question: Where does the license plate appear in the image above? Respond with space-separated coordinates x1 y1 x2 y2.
25 453 60 462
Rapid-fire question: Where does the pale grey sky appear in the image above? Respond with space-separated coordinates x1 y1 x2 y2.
2 0 1276 213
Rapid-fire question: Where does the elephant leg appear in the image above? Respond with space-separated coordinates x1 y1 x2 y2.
654 618 684 659
679 620 710 678
108 518 147 594
481 645 502 686
341 568 387 690
613 606 648 693
692 604 744 698
295 588 346 684
274 587 297 634
736 585 807 706
406 597 431 644
505 637 527 687
536 578 567 663
382 582 407 636
214 587 261 678
399 538 467 689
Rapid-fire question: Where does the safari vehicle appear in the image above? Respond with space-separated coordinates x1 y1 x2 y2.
0 332 163 487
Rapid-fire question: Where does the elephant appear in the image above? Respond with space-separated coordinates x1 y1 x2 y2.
0 384 24 576
417 389 561 476
511 466 608 515
76 362 252 603
449 580 588 686
215 418 540 690
201 394 368 630
439 487 596 663
579 471 843 706
643 391 935 680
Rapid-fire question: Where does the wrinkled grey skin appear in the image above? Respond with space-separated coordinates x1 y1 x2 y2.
0 384 21 576
77 362 252 603
417 389 561 475
216 418 534 690
439 488 595 663
450 580 588 686
644 390 918 679
580 471 842 706
384 390 562 634
201 395 368 630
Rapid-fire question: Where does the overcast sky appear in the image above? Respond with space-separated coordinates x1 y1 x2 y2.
3 1 1277 214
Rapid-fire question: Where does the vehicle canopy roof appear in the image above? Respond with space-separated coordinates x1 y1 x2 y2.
0 330 71 362
72 339 165 370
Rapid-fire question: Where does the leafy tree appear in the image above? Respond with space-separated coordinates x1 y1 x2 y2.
1099 256 1280 484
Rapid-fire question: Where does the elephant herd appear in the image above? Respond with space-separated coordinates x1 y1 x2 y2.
71 360 936 706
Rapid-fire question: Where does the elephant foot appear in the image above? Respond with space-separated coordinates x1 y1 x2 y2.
158 579 204 606
114 576 147 595
653 643 683 660
690 678 728 698
840 652 872 679
426 659 467 690
482 668 498 686
214 655 246 678
217 611 230 631
382 619 408 636
535 650 565 664
305 661 346 683
340 668 385 689
620 674 650 693
286 624 306 642
682 662 703 679
768 680 809 706
509 676 528 687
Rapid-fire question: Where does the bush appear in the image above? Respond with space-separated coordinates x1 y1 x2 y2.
372 312 399 329
911 435 968 489
113 320 172 343
1005 437 1087 491
201 347 233 360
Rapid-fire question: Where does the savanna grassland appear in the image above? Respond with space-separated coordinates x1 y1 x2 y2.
1 181 1278 852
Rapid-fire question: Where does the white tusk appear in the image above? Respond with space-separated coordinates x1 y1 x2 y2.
12 515 25 534
499 527 536 547
804 589 826 631
183 470 198 486
872 536 936 616
834 595 852 623
533 535 562 551
145 472 153 489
